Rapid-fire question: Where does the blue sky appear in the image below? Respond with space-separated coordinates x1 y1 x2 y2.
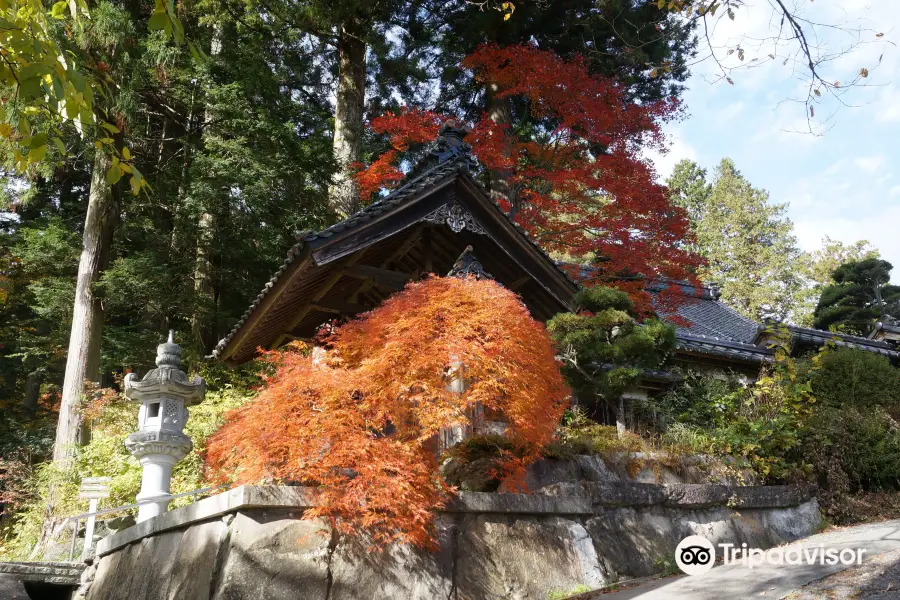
648 0 899 278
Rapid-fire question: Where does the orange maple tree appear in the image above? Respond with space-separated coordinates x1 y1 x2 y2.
357 44 702 315
205 276 570 548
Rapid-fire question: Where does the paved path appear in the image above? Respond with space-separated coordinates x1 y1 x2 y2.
599 519 900 600
785 548 900 599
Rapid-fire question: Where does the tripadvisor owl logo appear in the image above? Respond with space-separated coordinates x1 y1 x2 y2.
675 535 716 575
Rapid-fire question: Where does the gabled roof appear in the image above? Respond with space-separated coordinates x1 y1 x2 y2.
656 282 900 365
650 281 772 364
773 324 900 360
211 125 579 364
675 331 774 364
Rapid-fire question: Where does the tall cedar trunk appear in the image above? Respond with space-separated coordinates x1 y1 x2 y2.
486 83 519 218
328 25 366 218
191 27 223 353
54 150 117 463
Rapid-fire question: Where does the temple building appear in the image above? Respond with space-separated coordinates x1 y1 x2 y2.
212 123 900 392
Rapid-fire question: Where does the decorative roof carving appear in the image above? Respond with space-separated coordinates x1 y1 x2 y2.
424 202 486 235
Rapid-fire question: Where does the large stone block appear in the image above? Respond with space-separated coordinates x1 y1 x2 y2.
759 499 823 543
456 514 606 599
88 529 184 600
586 507 678 578
674 507 741 545
728 485 810 508
584 482 668 507
0 574 31 600
211 511 330 600
329 517 455 600
574 455 621 482
166 520 226 600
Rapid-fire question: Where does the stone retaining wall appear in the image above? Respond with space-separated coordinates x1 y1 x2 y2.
86 484 821 600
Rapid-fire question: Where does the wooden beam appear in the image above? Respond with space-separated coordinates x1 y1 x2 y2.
344 264 413 288
222 248 313 361
271 250 368 349
348 225 425 304
508 275 531 292
422 227 433 273
310 299 368 315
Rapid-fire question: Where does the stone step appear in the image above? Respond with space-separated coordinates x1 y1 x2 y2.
0 561 85 585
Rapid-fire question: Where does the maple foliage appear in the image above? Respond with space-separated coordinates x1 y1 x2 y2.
205 276 570 548
358 44 702 314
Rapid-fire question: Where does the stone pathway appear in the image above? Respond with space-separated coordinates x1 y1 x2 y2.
785 549 900 600
596 519 900 600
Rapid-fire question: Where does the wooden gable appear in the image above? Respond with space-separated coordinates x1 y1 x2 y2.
212 132 578 365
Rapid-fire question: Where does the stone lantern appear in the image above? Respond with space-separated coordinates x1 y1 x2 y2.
124 332 205 522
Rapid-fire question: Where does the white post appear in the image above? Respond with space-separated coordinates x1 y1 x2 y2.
78 476 110 561
81 498 98 561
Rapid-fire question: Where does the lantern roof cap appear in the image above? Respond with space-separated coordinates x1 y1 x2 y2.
124 333 206 405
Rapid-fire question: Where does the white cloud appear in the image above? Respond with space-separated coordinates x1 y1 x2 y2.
794 211 900 281
876 86 900 123
717 101 746 120
854 154 886 173
645 131 697 182
889 185 900 198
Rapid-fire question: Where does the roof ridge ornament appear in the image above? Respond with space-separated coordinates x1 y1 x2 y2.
408 119 476 179
448 246 494 280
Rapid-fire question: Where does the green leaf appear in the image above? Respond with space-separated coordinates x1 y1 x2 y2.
147 11 168 31
30 133 47 148
50 1 68 19
18 77 43 101
169 13 184 43
106 164 121 185
51 136 67 155
100 122 120 134
28 144 47 163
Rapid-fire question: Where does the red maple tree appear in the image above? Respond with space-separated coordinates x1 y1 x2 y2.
205 276 570 548
357 44 701 315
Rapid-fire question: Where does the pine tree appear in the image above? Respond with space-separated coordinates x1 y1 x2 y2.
667 158 803 322
814 259 900 335
792 237 880 326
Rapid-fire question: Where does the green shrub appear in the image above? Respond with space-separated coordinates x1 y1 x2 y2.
654 371 749 429
802 406 900 493
807 348 900 413
0 387 253 560
548 286 675 399
544 407 647 460
650 329 818 482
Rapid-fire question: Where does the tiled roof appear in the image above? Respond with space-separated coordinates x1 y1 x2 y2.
675 331 774 363
656 283 900 364
783 324 900 359
650 282 759 344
